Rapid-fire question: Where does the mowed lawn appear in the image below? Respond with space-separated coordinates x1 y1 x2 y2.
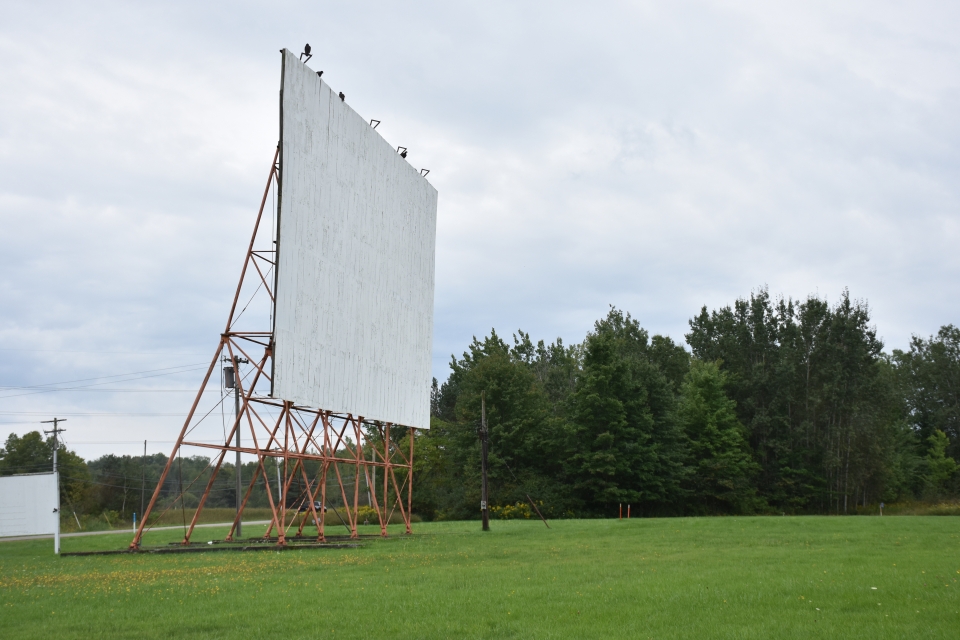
1 516 958 639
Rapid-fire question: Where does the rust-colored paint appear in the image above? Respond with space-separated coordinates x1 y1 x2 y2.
131 151 416 551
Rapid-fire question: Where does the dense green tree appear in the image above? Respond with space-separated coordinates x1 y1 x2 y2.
650 335 691 392
0 431 52 474
409 417 459 521
893 325 960 459
87 454 146 516
686 288 910 512
921 430 957 498
565 309 687 515
422 330 571 519
0 431 91 511
677 361 761 513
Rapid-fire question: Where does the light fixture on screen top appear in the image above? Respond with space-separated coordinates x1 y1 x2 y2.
420 169 430 177
300 43 312 62
397 146 407 159
317 70 324 78
370 119 380 129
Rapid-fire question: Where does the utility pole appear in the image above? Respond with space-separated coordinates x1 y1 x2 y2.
140 440 146 523
480 392 489 532
41 418 66 555
224 357 248 538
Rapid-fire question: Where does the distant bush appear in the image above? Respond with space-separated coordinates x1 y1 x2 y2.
491 502 532 520
867 500 960 516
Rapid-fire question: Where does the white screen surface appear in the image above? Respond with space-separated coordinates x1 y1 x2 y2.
0 473 58 537
272 49 437 429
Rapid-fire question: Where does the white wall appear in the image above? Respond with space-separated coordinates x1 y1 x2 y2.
273 49 438 429
0 472 58 537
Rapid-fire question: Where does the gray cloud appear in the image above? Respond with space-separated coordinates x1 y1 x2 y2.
1 0 958 458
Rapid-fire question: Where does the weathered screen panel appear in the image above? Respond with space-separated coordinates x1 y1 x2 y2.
272 49 437 429
0 473 58 537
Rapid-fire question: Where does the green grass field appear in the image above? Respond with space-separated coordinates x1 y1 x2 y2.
1 516 958 638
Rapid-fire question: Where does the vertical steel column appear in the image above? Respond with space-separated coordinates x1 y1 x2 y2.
278 401 291 545
383 422 390 537
319 413 330 542
407 428 414 534
352 417 363 533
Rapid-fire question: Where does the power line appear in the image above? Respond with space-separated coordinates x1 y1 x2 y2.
0 362 209 390
0 387 217 392
0 389 219 393
60 440 225 445
0 365 209 400
0 412 190 416
0 348 210 355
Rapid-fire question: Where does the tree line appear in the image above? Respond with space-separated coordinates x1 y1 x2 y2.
2 288 958 521
413 289 959 519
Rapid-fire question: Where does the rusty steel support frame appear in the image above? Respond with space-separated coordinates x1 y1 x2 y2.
130 150 416 550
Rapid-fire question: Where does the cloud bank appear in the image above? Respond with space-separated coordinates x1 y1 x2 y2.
1 1 958 457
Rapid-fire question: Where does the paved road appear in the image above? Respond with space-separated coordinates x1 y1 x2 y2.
0 521 272 543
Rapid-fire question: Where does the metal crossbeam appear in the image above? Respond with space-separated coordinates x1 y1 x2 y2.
130 150 415 550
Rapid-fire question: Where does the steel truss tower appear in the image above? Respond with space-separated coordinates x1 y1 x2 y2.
130 148 416 549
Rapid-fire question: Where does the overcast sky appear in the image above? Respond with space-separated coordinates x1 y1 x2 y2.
1 1 958 459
